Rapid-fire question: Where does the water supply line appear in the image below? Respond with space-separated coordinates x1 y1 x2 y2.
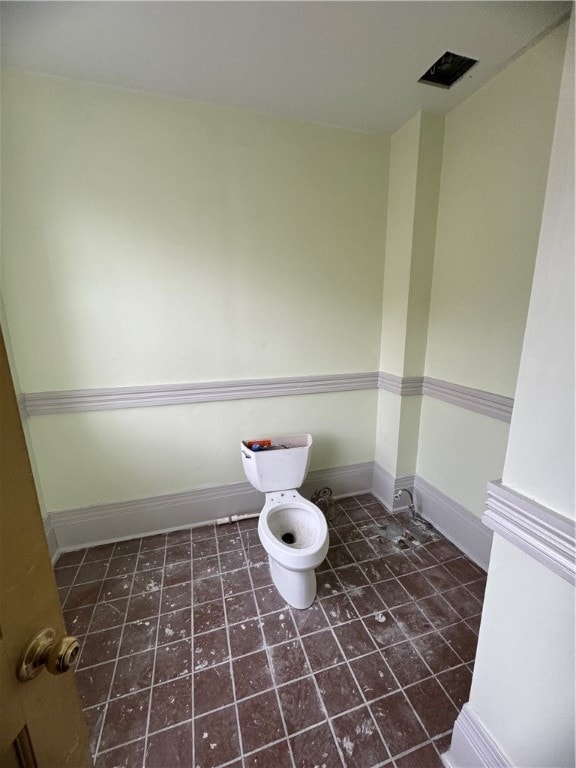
394 487 432 529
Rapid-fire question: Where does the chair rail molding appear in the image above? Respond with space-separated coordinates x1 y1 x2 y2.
483 481 576 585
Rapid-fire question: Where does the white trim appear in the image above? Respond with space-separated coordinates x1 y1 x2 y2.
414 475 492 571
49 462 372 553
20 372 513 422
483 481 576 585
371 462 415 512
422 377 514 422
43 515 59 564
442 703 512 768
19 372 379 416
377 372 423 396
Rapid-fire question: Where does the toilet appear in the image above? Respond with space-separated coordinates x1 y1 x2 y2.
241 433 329 609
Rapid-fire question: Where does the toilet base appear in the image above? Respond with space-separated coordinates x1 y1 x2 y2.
269 556 317 610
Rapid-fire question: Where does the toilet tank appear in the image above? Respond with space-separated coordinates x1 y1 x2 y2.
241 433 312 492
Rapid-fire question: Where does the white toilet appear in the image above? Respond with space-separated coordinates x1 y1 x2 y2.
241 433 329 609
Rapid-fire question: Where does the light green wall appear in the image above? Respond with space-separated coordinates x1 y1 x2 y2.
424 22 568 396
1 71 388 392
416 22 567 516
27 391 378 511
1 71 388 513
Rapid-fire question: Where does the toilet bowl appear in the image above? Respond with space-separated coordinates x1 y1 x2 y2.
258 491 329 609
241 434 329 609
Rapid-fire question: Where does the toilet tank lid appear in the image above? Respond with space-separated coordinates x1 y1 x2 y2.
242 434 312 450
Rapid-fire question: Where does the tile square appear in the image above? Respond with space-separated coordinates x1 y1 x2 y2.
131 568 163 596
136 550 165 572
84 544 115 563
94 740 145 768
361 560 392 583
398 572 437 601
194 661 234 716
395 742 443 767
195 704 240 768
244 740 292 768
290 722 342 768
390 603 433 640
421 564 460 593
158 608 192 644
333 619 376 659
64 581 103 610
232 649 273 700
441 586 483 619
384 553 417 578
373 578 411 609
219 550 247 573
75 662 115 708
412 632 462 674
228 617 264 658
192 575 222 605
301 628 344 671
110 649 154 698
166 541 192 562
63 605 95 636
404 677 459 737
371 690 428 758
331 706 388 768
163 560 192 588
254 585 288 615
440 621 479 663
316 570 344 598
363 610 406 648
381 640 431 687
161 583 192 614
260 609 298 646
221 567 253 597
349 651 398 701
192 537 217 559
237 689 284 754
346 539 377 562
314 663 362 717
55 565 79 589
119 618 158 657
437 664 473 709
444 557 484 585
74 560 109 585
193 598 226 634
125 591 160 623
139 533 166 552
417 594 462 630
88 600 126 634
78 626 122 669
194 627 230 671
327 544 355 569
193 555 220 580
145 722 193 768
56 550 86 568
278 676 325 734
112 538 141 558
225 591 258 624
336 564 370 590
268 639 311 685
291 601 328 635
154 638 193 684
99 689 151 752
217 532 243 552
165 530 191 548
149 675 193 732
346 585 386 617
465 578 487 602
321 593 357 625
106 554 138 579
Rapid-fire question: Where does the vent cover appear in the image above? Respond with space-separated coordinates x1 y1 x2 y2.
419 51 477 89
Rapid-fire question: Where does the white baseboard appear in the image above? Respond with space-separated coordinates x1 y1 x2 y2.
43 514 59 563
442 704 511 768
371 462 414 512
46 462 373 554
414 476 492 571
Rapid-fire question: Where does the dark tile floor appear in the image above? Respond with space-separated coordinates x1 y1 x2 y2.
54 494 486 768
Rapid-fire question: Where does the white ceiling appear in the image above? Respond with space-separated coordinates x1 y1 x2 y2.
0 1 571 134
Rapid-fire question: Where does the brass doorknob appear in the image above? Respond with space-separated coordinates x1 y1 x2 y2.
17 628 80 682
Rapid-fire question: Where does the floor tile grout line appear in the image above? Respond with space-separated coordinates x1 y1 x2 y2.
217 522 250 768
141 540 169 767
237 519 298 768
92 536 147 758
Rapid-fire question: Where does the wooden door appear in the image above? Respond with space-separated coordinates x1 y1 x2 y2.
0 329 92 767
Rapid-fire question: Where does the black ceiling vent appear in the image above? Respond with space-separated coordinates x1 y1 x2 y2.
419 51 477 89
